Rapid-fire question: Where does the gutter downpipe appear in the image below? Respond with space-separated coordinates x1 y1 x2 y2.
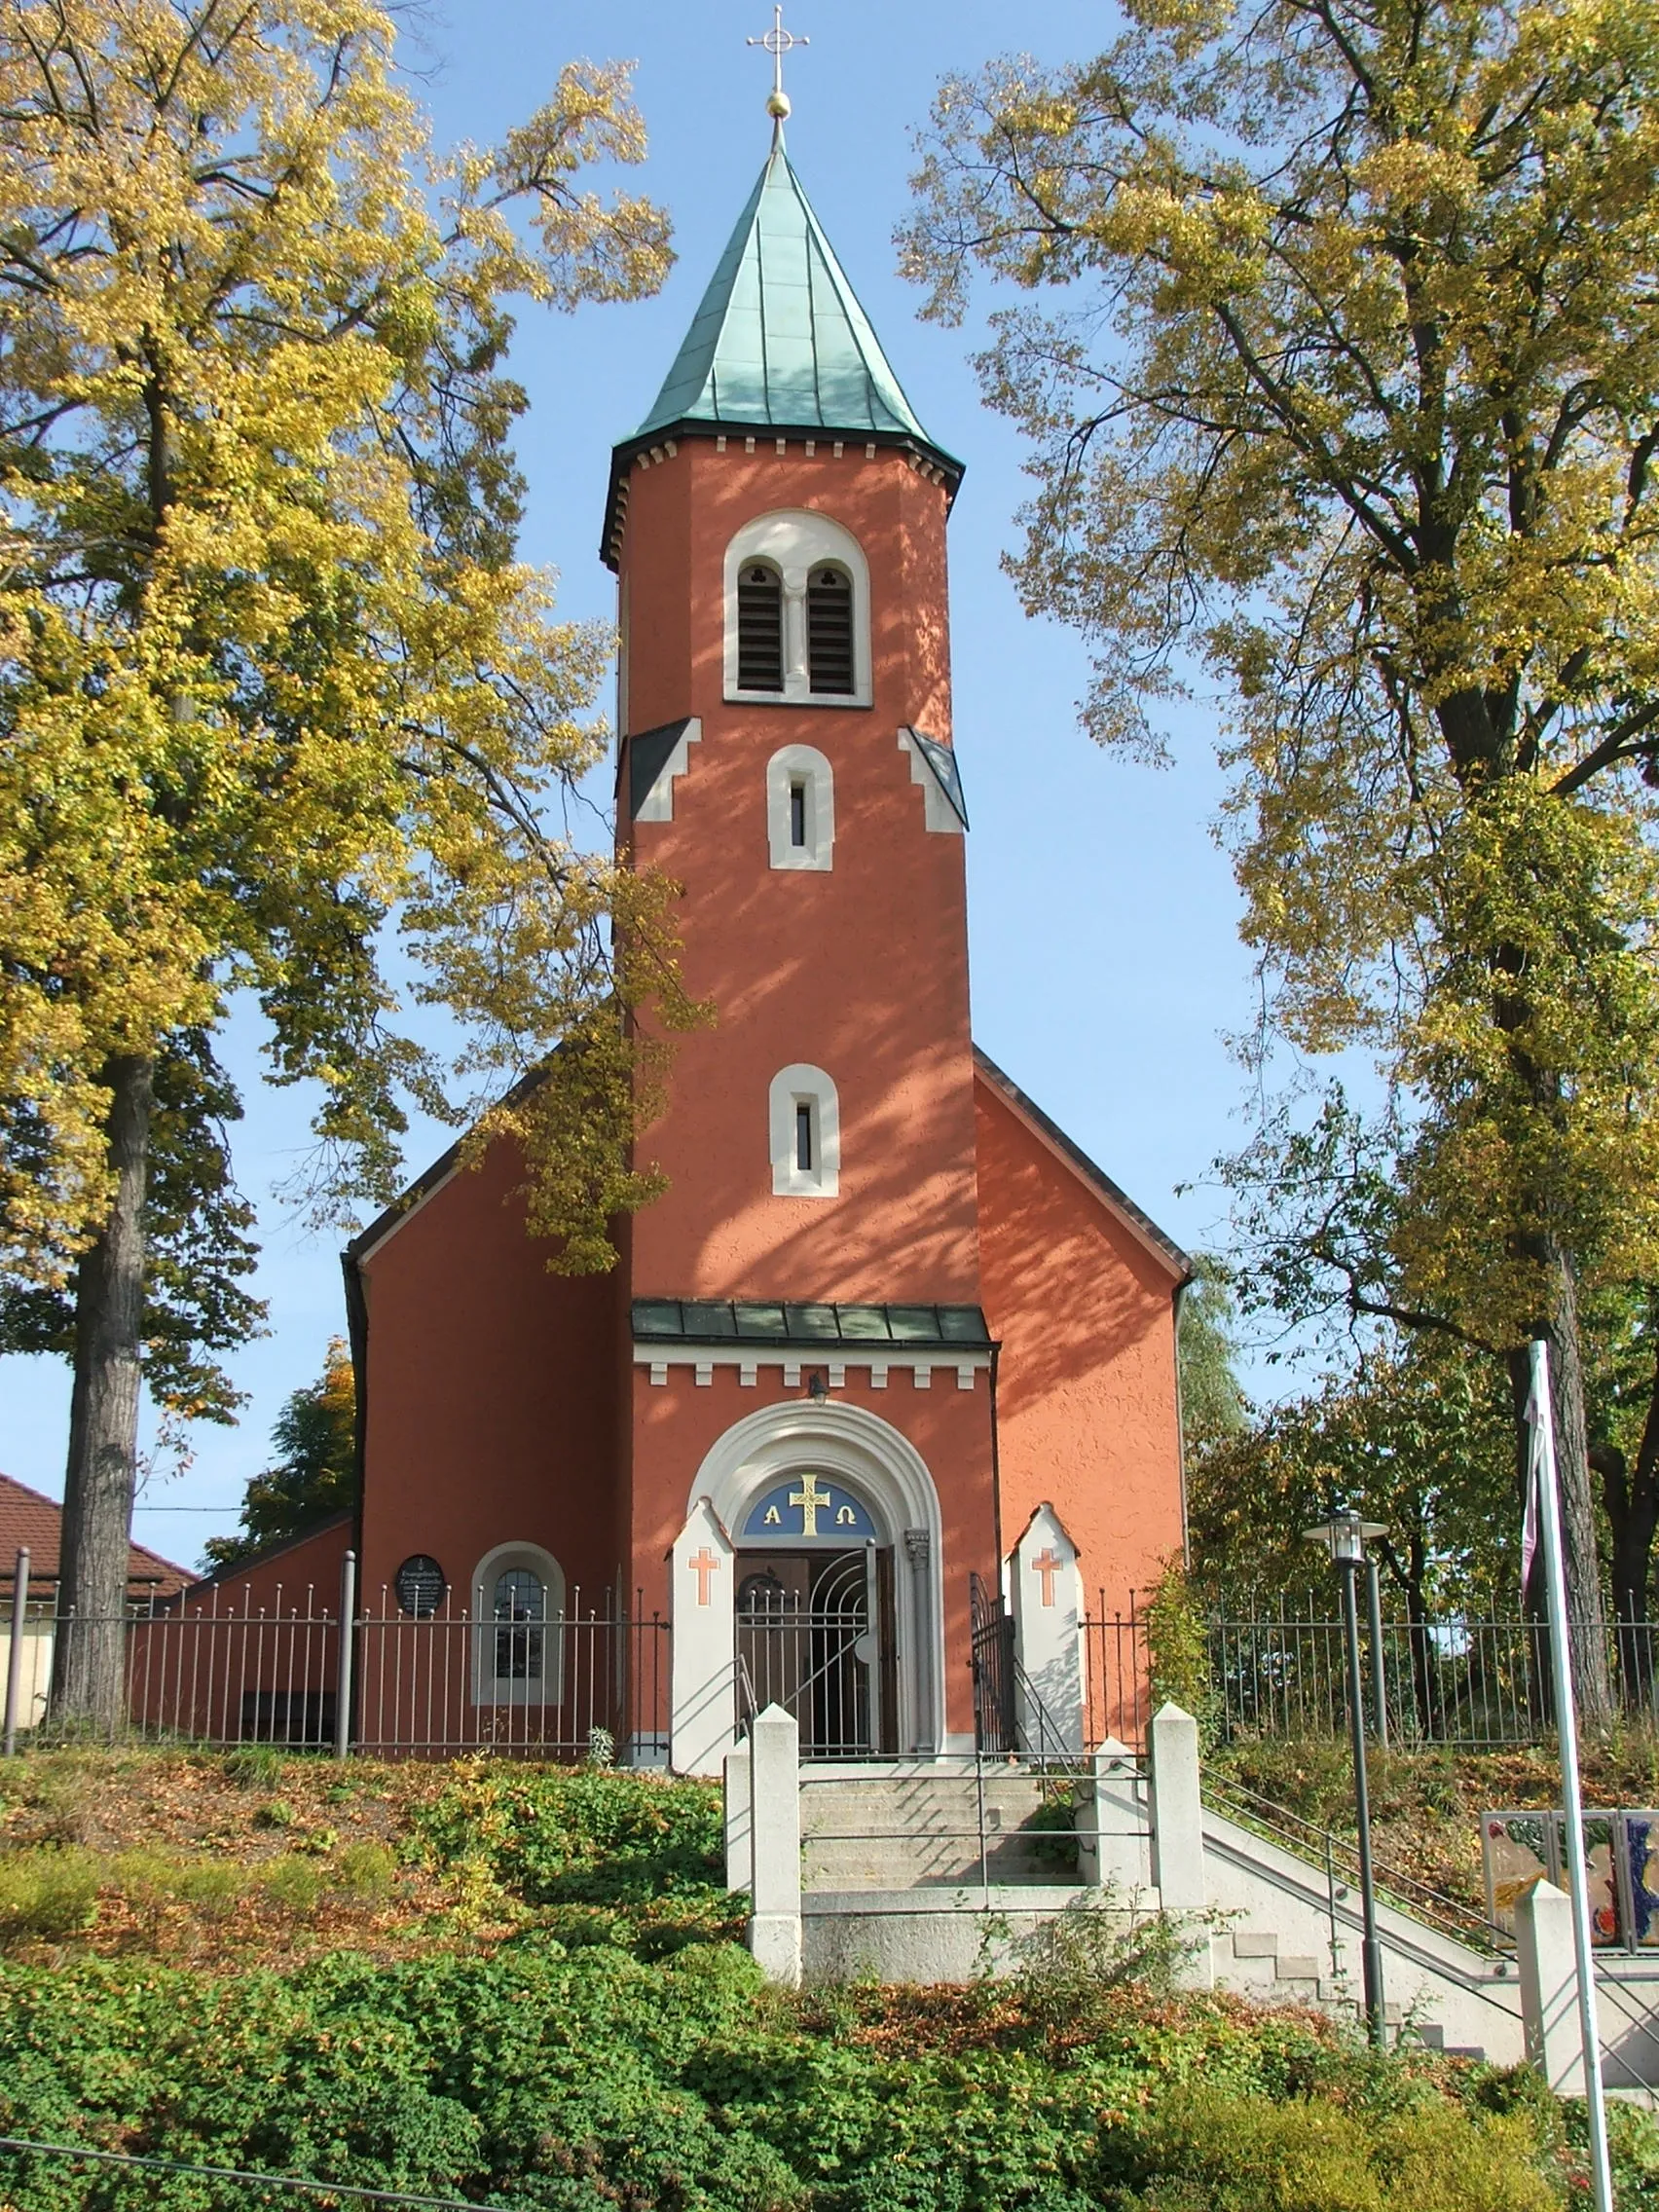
339 1247 371 1753
1171 1274 1196 1570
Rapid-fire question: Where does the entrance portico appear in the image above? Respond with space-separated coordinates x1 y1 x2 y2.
668 1402 947 1774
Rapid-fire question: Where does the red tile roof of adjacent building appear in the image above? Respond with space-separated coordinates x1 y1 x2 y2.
0 1472 190 1596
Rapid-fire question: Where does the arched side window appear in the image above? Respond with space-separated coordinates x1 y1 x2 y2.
470 1542 566 1706
724 511 871 707
766 744 834 871
769 1064 840 1198
736 561 784 692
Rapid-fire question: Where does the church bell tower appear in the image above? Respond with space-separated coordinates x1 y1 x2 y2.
604 110 1000 1764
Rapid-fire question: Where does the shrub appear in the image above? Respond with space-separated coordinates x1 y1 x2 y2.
1124 2085 1556 2212
253 1796 295 1829
167 1859 248 1920
110 1850 248 1931
332 1842 395 1902
1009 1892 1210 2031
586 1725 616 1769
223 1745 284 1790
415 1763 724 1910
0 1847 99 1943
1144 1561 1221 1744
263 1855 324 1915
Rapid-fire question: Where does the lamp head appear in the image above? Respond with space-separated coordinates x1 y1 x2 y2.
1302 1507 1387 1564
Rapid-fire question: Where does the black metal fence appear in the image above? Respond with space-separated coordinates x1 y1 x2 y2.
2 1577 669 1761
1084 1603 1659 1752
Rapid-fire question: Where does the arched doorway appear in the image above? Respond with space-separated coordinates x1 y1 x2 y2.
732 1474 897 1756
687 1404 945 1759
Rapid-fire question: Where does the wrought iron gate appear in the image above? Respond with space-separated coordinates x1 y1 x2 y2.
736 1551 876 1757
970 1570 1016 1753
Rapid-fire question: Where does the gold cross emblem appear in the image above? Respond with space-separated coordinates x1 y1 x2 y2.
789 1472 832 1537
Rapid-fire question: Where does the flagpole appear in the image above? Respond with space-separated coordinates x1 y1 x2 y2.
1530 1338 1613 2212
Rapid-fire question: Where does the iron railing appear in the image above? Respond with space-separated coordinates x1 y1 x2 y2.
1204 1768 1500 1956
2 1577 668 1760
1083 1601 1659 1751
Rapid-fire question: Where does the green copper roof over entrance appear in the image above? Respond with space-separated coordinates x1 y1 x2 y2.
634 147 950 451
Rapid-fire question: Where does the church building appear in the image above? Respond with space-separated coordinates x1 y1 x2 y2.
179 125 1191 1773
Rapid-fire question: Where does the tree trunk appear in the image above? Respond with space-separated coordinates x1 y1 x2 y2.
1593 1334 1659 1713
1510 1253 1614 1731
1381 1533 1441 1738
50 1054 155 1731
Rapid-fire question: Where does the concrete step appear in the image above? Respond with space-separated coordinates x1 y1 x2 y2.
1274 1955 1321 1982
804 1829 1078 1891
800 1781 1050 1825
800 1772 1071 1894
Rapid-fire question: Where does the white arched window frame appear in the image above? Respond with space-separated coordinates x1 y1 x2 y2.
769 1063 839 1198
766 744 834 871
724 510 872 708
470 1541 566 1706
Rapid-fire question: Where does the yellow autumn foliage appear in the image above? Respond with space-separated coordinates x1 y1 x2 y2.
0 0 689 1291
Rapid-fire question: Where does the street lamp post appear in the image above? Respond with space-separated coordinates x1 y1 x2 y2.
1305 1509 1388 2046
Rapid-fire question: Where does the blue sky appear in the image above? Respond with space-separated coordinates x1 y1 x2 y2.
0 0 1257 1564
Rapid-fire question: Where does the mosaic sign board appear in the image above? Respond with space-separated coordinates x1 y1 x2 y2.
1623 1811 1659 1948
1482 1808 1659 1951
1481 1811 1552 1938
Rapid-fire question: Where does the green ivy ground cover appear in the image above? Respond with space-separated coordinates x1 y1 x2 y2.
0 1757 1654 2209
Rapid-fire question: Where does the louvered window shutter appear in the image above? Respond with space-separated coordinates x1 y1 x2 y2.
737 564 785 691
806 568 855 695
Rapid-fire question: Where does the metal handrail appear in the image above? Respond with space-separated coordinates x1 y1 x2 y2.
1009 1650 1089 1779
1203 1771 1500 1956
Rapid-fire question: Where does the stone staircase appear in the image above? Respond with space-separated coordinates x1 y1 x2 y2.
793 1762 1488 2059
1213 1927 1485 2056
800 1762 1073 1890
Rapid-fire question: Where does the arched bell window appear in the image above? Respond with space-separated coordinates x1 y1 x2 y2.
736 561 784 693
806 566 854 695
724 512 871 706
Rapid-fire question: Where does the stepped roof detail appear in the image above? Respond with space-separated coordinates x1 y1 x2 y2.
634 146 947 449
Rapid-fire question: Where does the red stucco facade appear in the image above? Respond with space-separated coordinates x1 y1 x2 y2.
191 184 1189 1766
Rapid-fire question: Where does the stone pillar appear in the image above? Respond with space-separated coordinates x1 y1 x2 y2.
1010 1502 1085 1754
1075 1737 1150 1892
748 1704 801 1985
903 1529 936 1754
1148 1700 1211 1987
723 1740 752 1894
1516 1878 1586 2095
669 1497 735 1777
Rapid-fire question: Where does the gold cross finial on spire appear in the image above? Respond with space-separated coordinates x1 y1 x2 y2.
748 4 807 141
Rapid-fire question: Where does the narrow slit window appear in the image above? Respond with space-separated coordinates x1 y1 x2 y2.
789 777 808 848
770 1063 838 1197
806 566 854 695
737 563 784 692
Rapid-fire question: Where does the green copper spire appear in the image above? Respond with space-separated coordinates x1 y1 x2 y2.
634 147 949 452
